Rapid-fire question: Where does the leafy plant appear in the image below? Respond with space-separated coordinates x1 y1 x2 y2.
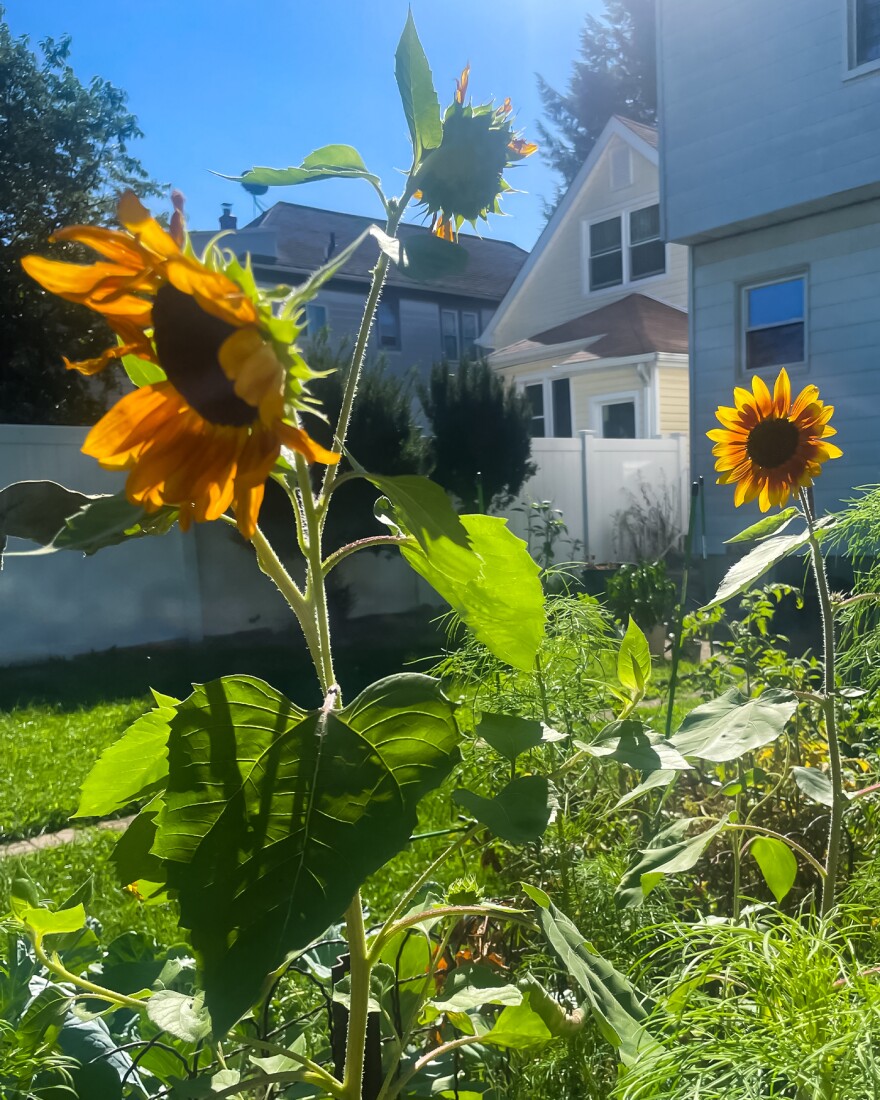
605 560 677 631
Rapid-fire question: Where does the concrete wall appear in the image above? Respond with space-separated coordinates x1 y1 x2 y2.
489 134 689 351
659 0 880 243
688 199 880 549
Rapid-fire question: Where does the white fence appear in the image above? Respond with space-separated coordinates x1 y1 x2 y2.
502 432 690 564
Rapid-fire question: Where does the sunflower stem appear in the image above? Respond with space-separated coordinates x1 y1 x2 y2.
296 452 336 695
800 489 845 916
342 891 370 1100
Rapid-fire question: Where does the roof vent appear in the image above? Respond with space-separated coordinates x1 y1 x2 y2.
219 203 237 230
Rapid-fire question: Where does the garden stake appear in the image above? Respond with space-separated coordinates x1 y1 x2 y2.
664 480 700 740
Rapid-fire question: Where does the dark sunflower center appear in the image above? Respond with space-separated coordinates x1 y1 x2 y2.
152 284 256 426
746 416 801 469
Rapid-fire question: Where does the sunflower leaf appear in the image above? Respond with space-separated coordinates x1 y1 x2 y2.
453 776 553 843
224 144 381 191
616 817 729 908
394 10 442 161
396 234 469 281
750 836 797 903
53 492 177 554
725 507 800 544
670 688 797 762
0 480 90 566
122 350 166 387
151 673 459 1036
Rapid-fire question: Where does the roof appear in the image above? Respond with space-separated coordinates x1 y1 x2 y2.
479 114 660 349
494 294 688 362
614 115 659 148
234 202 527 302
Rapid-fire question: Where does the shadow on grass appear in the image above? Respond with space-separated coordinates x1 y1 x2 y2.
0 610 445 711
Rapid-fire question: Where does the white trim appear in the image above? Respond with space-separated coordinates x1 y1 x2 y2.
844 0 880 78
478 116 659 349
738 270 809 377
489 335 604 370
515 372 574 438
581 200 667 296
496 350 669 378
588 388 644 438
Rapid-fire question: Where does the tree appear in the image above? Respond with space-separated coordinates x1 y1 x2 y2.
420 358 535 513
0 12 161 424
536 0 657 202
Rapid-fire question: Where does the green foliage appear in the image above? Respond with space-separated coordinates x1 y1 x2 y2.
420 358 536 513
0 12 160 424
536 0 657 203
394 11 442 161
454 776 553 843
605 560 677 630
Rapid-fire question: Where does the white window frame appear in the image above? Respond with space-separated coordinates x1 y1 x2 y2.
589 388 644 438
739 272 809 376
582 200 667 296
377 299 401 351
440 309 480 362
460 311 479 359
845 0 880 78
517 373 574 438
440 308 460 361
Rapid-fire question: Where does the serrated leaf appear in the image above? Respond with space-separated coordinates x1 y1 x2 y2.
535 902 657 1064
726 508 799 544
53 491 177 554
147 990 212 1043
400 513 545 671
453 776 552 843
394 10 442 160
153 673 459 1036
706 519 834 609
750 836 797 903
671 689 797 762
584 720 690 773
477 713 562 764
110 798 166 888
397 234 468 281
618 618 651 699
792 765 835 808
229 144 381 190
76 704 174 817
366 474 470 554
616 818 728 908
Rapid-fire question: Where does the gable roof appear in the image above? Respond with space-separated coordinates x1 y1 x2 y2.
199 202 527 302
479 114 659 348
493 293 687 364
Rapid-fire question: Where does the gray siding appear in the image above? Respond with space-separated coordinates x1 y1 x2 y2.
659 0 880 243
690 199 880 549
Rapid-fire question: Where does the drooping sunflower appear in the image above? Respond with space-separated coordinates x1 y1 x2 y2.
22 191 338 538
412 64 537 238
708 368 842 511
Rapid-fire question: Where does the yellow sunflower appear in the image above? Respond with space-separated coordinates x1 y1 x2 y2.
22 191 338 539
708 368 842 511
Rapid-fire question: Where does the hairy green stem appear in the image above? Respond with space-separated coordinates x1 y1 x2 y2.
726 821 828 879
32 938 147 1012
800 490 845 915
382 1036 485 1100
322 535 410 577
342 894 370 1100
296 452 336 694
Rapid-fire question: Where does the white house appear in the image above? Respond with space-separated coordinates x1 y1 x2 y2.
481 115 690 441
658 0 880 547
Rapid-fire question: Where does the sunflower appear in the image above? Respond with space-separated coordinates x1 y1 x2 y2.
22 191 338 538
708 368 842 511
412 64 537 238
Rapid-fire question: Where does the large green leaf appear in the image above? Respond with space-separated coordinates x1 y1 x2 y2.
76 702 175 818
0 480 89 564
453 776 552 843
582 720 690 773
706 517 833 608
367 474 471 554
750 836 797 903
617 618 652 699
149 673 459 1035
400 513 545 671
394 10 442 160
531 899 657 1065
483 990 554 1049
616 818 728 908
423 965 522 1023
791 765 835 808
725 507 799 544
670 689 797 763
228 144 381 190
477 712 565 764
397 234 468 281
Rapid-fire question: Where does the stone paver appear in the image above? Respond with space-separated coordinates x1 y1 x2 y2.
0 815 134 859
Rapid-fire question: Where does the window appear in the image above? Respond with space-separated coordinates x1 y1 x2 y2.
602 401 636 438
440 310 480 360
854 0 880 66
378 300 400 350
522 378 572 438
441 310 459 360
305 304 327 333
629 205 665 280
743 276 806 371
589 217 623 291
610 145 632 190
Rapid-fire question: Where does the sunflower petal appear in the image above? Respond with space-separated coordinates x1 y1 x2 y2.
773 368 791 416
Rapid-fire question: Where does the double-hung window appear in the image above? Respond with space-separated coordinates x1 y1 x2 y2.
378 300 400 350
441 309 479 361
523 378 572 438
742 276 806 372
852 0 880 67
587 204 665 291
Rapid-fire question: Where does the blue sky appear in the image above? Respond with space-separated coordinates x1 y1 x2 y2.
5 0 602 252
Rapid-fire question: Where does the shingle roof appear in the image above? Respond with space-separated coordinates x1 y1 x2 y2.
614 115 659 148
237 202 527 302
495 294 687 360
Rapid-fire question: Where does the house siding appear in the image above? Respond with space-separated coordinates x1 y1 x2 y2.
658 366 690 434
689 198 880 548
491 135 688 350
659 0 880 243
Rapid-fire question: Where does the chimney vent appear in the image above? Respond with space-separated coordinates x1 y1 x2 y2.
219 203 237 230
